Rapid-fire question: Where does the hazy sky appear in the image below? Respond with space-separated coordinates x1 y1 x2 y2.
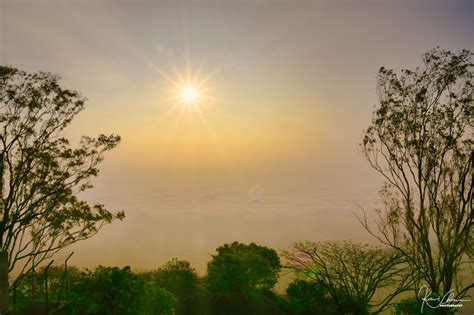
1 0 473 273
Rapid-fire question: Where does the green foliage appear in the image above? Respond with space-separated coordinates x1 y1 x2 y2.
73 266 143 314
139 284 176 315
69 265 176 315
206 242 281 294
0 66 124 285
13 265 176 315
14 264 82 313
205 242 284 314
208 290 287 315
141 258 199 314
393 297 446 315
285 279 337 314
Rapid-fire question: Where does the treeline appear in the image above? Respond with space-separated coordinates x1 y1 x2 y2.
12 241 439 315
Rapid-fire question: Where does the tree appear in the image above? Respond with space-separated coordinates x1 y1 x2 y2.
14 264 83 314
285 279 336 315
0 66 124 311
139 282 176 315
71 265 175 315
206 242 281 294
142 258 199 314
283 241 411 315
206 242 282 314
14 265 177 315
393 297 439 315
359 48 473 313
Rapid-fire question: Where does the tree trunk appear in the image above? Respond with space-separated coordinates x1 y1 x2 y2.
0 250 9 313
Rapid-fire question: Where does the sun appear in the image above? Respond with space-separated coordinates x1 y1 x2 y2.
151 60 219 113
180 86 198 104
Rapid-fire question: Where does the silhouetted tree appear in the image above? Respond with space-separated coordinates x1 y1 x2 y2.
284 241 411 315
142 258 199 314
70 265 175 315
15 265 177 315
14 264 82 314
139 282 176 315
206 242 281 314
359 48 473 314
285 279 336 314
0 66 124 312
393 297 440 315
206 242 281 294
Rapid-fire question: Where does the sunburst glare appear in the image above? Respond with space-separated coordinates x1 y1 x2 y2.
150 59 221 115
180 86 198 104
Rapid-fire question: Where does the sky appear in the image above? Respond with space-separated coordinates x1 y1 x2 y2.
1 0 473 273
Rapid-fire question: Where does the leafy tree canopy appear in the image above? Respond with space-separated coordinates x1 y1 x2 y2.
0 66 124 288
141 258 199 314
206 242 281 294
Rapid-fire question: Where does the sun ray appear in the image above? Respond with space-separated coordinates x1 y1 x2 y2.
149 57 229 161
149 62 182 89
